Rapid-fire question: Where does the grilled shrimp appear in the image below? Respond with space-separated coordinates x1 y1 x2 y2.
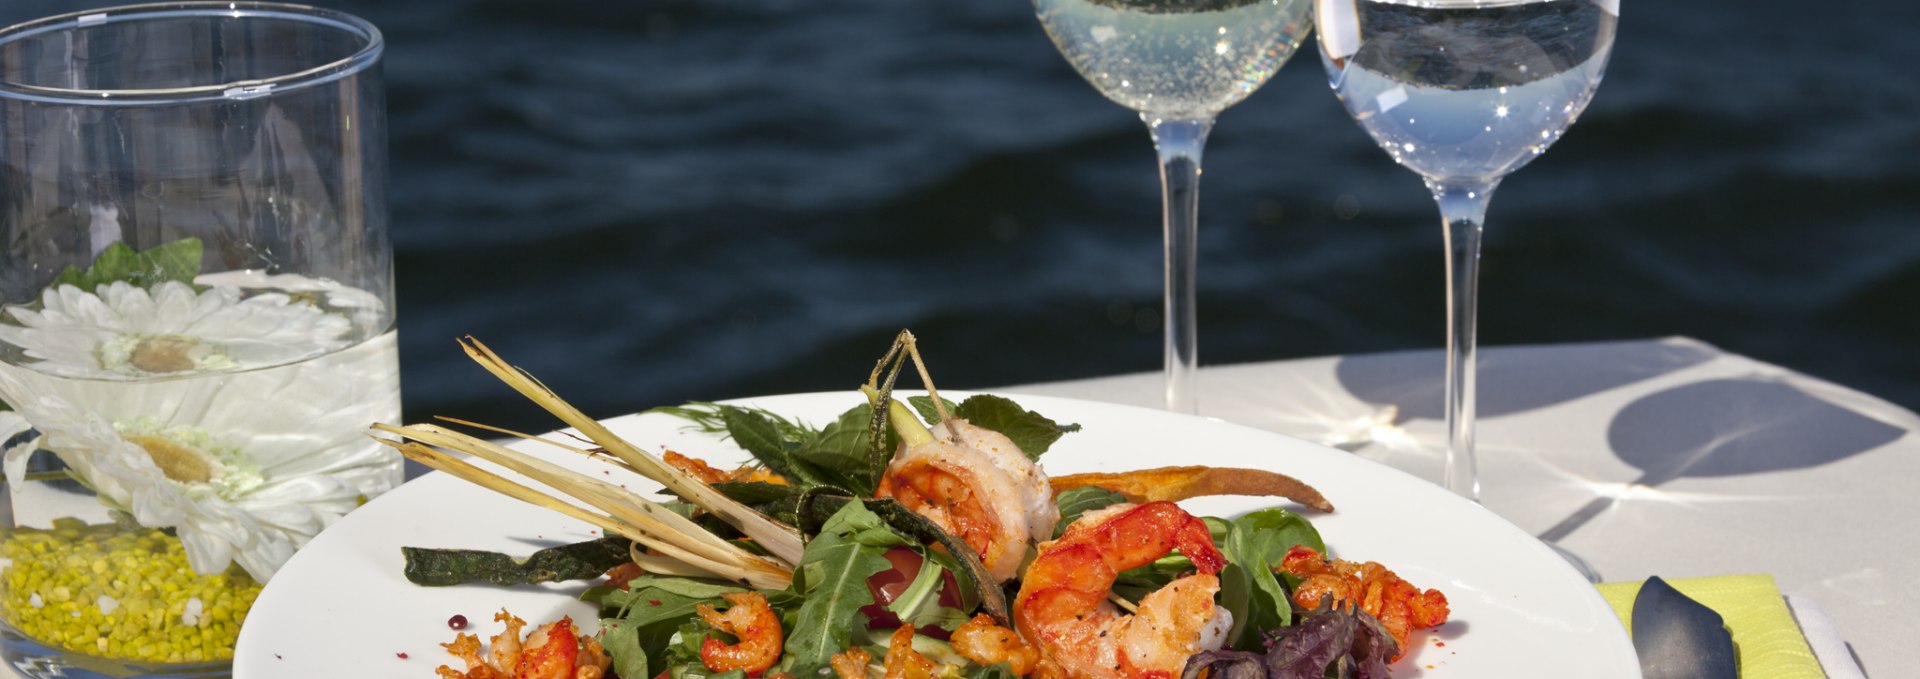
1013 502 1232 679
883 626 939 679
928 420 1056 543
831 647 874 679
877 419 1059 582
514 617 591 679
697 592 784 674
951 614 1040 676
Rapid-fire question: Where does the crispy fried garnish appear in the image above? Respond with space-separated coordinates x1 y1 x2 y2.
438 609 610 679
951 614 1039 676
438 633 505 679
883 626 938 679
1048 465 1333 512
729 466 789 485
831 646 874 679
1279 545 1449 657
664 450 733 484
664 450 791 486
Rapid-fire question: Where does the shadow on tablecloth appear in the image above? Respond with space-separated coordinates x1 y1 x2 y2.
1334 338 1718 421
1540 377 1905 541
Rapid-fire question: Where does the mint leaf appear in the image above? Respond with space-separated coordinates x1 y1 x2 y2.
48 238 202 293
906 394 1080 459
719 407 831 486
799 405 885 495
951 395 1079 459
906 396 961 424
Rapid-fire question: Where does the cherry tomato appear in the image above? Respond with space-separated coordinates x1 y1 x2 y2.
861 547 964 639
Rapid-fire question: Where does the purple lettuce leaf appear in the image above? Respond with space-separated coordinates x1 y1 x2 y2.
1182 649 1267 679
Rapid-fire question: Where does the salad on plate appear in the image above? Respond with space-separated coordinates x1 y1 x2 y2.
375 331 1449 679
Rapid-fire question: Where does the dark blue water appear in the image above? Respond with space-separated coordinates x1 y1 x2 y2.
7 1 1918 434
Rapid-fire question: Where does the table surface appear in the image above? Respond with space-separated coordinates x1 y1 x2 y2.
9 336 1910 677
1002 336 1916 678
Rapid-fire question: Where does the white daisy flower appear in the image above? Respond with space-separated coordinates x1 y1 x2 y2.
0 330 403 583
0 280 353 380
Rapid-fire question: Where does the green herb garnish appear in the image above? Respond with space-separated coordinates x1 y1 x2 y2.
400 536 631 587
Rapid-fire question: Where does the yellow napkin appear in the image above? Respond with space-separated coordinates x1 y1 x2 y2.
1596 574 1825 679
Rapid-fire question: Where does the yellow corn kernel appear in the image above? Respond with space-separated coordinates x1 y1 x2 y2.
2 522 262 664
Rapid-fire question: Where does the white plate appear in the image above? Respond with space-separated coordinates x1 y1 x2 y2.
234 392 1639 678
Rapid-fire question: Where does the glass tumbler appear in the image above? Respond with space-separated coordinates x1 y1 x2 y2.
0 3 399 676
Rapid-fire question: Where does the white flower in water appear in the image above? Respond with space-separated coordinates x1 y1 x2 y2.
0 280 352 380
0 331 401 583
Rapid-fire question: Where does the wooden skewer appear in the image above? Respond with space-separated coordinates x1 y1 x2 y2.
456 336 807 567
374 431 791 589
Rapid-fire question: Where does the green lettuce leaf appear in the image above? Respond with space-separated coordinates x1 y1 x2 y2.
1224 508 1326 648
884 556 969 631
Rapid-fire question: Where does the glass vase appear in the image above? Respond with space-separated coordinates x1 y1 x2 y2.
0 3 399 676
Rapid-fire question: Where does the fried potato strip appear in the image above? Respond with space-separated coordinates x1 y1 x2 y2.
1048 465 1333 513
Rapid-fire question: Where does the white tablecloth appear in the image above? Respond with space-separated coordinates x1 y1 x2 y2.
9 336 1908 677
1002 336 1916 677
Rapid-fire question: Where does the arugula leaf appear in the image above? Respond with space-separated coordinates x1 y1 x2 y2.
48 238 203 294
664 618 745 679
1052 486 1127 537
1224 508 1326 648
781 500 904 674
598 617 652 679
399 537 631 587
796 493 1003 623
594 575 750 677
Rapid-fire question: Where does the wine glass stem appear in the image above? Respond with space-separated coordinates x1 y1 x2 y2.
1429 178 1500 503
1147 115 1215 414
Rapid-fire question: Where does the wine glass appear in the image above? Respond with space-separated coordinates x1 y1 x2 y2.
1033 0 1313 413
1314 0 1616 574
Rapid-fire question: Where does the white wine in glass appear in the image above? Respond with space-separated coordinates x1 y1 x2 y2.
1316 0 1617 576
1035 0 1312 413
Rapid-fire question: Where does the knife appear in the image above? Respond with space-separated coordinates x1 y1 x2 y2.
1632 575 1739 679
